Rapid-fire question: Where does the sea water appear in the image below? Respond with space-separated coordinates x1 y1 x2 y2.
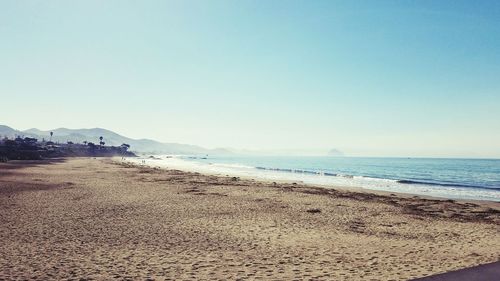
128 155 500 202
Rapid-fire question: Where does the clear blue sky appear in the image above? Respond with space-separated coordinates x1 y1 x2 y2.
1 0 499 157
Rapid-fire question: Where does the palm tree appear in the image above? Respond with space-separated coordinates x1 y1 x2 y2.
99 136 104 147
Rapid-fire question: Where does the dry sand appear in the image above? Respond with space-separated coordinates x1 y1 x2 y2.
0 157 499 280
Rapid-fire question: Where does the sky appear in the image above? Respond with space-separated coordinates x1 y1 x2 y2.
1 0 500 158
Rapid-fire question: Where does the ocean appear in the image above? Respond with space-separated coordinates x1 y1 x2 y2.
129 155 500 202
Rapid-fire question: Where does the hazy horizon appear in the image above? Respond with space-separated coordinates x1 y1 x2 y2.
2 1 500 158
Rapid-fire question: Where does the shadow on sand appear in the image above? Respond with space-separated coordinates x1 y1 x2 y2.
0 158 67 171
412 261 500 281
0 158 71 194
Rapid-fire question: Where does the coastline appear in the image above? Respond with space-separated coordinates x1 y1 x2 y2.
125 156 500 206
121 157 500 219
1 157 499 280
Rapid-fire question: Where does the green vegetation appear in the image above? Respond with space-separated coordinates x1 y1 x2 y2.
0 136 135 161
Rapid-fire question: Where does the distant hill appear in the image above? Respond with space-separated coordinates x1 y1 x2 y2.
1 125 342 156
0 125 19 137
326 149 344 157
1 125 231 155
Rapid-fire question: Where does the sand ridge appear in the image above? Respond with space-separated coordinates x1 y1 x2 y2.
0 158 499 280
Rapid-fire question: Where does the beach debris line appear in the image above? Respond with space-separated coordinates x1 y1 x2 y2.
306 208 322 213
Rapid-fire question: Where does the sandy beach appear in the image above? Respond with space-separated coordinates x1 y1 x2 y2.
0 157 499 280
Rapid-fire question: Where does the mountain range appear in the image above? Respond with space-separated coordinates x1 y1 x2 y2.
0 125 230 155
0 124 344 156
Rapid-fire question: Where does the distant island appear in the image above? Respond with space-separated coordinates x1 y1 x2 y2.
327 149 345 157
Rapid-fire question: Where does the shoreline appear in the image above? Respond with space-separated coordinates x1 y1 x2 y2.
1 157 499 280
118 158 500 222
122 157 500 207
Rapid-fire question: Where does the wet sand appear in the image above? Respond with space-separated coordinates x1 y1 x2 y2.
0 158 499 280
